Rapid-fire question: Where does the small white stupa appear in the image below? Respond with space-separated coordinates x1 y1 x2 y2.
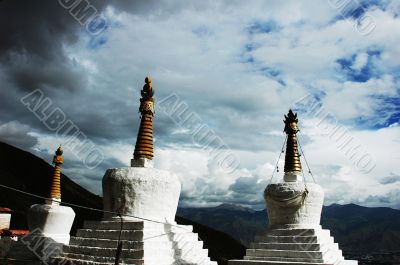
58 77 216 265
28 145 76 245
229 110 357 265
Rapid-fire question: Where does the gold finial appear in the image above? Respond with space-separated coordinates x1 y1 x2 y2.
50 145 63 200
55 145 63 156
133 77 155 160
142 76 153 98
283 109 302 173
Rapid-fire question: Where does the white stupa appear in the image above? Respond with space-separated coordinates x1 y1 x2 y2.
5 146 76 264
229 110 357 265
28 145 76 245
57 77 216 265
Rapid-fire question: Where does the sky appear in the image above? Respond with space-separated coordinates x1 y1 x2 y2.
0 0 399 210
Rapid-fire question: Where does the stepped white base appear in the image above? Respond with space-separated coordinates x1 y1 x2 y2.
55 220 217 265
229 227 357 265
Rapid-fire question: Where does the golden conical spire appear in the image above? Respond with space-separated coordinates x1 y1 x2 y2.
283 109 302 173
133 76 155 161
49 145 63 201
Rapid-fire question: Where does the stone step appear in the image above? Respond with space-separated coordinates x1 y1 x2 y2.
69 237 143 249
250 242 339 252
244 249 345 263
54 257 123 265
64 245 143 259
69 236 204 250
63 250 212 264
64 241 205 258
56 256 217 265
255 230 331 243
255 235 317 244
250 242 322 251
75 229 199 241
76 229 142 240
243 255 324 263
265 229 330 236
229 260 326 265
83 220 193 233
61 253 143 264
246 249 324 259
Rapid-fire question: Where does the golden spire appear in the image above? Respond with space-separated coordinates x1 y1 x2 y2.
49 145 63 201
133 76 155 160
283 109 302 173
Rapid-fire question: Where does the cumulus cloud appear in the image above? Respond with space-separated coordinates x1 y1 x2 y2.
1 0 399 209
380 173 400 185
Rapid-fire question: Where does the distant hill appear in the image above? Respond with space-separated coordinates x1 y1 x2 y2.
178 203 267 245
322 203 400 252
0 141 103 232
0 141 244 264
177 203 400 254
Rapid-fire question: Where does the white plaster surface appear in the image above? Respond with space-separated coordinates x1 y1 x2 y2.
131 157 154 168
0 213 11 230
102 167 181 222
284 171 303 182
27 204 75 244
264 182 324 227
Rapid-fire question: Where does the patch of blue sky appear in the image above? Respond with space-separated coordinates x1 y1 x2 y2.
86 16 109 33
355 95 400 129
87 35 107 50
260 67 280 77
246 19 280 35
330 0 389 22
239 42 259 64
336 49 382 82
292 90 326 113
239 53 284 85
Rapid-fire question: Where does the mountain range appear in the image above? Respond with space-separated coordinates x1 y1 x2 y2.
178 203 400 253
1 141 399 264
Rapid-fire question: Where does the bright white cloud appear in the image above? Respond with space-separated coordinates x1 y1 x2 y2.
3 0 399 209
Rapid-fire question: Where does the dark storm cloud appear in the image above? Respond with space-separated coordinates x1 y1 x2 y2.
0 0 285 154
0 0 93 93
0 121 38 149
0 0 135 147
0 0 102 148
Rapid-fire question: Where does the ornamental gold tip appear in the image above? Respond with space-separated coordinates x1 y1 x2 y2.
283 109 302 173
50 145 63 199
134 77 155 160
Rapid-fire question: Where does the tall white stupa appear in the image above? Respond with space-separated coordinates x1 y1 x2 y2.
57 77 217 265
229 110 358 265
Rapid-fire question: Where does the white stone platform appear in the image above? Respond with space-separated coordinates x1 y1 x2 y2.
55 220 217 265
229 226 357 265
229 181 357 265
